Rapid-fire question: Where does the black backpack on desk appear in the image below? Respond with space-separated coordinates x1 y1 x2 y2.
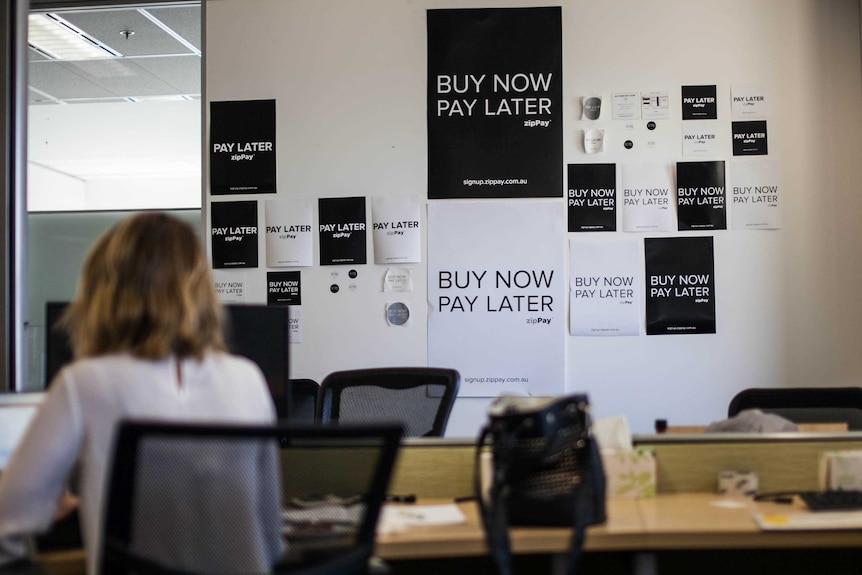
474 394 607 575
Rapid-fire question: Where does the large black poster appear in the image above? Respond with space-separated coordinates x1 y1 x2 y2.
318 197 367 266
567 163 616 232
676 161 726 230
211 200 259 269
210 99 276 195
645 237 715 335
427 7 563 199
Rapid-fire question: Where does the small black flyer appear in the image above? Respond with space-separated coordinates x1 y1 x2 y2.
676 161 726 230
211 200 259 269
318 197 367 266
681 85 717 120
567 163 616 232
267 271 301 306
645 236 716 335
732 120 768 156
209 99 276 195
427 7 563 199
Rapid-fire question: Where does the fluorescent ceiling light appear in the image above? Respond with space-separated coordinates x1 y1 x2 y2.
29 14 118 60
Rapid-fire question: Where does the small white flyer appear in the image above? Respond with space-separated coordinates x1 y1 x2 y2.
264 198 314 267
612 93 641 120
371 195 422 264
620 163 675 232
731 84 768 120
682 121 719 156
287 305 303 343
383 267 413 292
212 270 248 304
641 91 670 120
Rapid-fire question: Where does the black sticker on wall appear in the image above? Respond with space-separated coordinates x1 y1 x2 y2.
267 271 301 306
682 85 717 120
318 197 367 266
210 99 276 195
567 163 616 232
211 200 258 269
731 121 768 156
645 236 716 335
676 161 726 230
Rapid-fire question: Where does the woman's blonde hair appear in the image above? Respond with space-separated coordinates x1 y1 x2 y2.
63 212 226 360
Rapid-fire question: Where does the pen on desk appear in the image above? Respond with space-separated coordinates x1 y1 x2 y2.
386 494 416 503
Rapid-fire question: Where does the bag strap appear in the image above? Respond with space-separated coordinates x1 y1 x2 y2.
475 419 600 575
475 424 516 575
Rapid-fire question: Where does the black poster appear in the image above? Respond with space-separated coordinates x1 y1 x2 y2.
644 237 716 335
567 164 616 232
676 161 726 230
211 200 259 269
267 271 301 306
732 121 768 156
427 7 563 199
681 85 717 120
210 99 276 195
318 197 367 266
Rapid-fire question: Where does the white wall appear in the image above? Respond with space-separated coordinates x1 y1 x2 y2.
205 0 862 436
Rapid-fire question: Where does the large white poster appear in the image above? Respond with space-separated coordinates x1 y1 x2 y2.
621 163 675 232
731 160 782 230
428 201 565 397
569 237 641 336
371 195 422 264
264 198 313 267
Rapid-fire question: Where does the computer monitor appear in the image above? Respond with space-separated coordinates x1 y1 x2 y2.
45 302 291 415
45 301 73 388
0 393 44 470
223 304 291 418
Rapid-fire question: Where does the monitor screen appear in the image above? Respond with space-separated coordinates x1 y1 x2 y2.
45 302 73 388
223 304 291 417
0 393 44 469
45 302 291 409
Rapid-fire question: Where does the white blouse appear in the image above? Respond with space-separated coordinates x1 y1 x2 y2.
0 351 276 575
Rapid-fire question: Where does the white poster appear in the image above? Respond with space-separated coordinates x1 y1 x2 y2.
730 160 782 230
569 237 641 337
731 84 768 120
371 195 422 264
641 91 670 120
621 163 675 232
682 121 719 157
265 198 313 267
288 305 303 344
428 201 565 397
612 92 640 120
212 270 248 304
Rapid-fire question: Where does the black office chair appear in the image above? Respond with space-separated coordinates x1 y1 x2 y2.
316 367 460 437
101 420 403 575
728 387 862 430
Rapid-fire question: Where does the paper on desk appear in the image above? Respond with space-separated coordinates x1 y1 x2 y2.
378 504 467 534
754 511 862 531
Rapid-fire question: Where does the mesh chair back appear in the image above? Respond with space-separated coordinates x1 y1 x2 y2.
728 387 862 430
316 367 460 437
102 421 402 575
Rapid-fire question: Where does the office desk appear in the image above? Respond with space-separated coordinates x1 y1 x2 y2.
35 493 862 575
376 493 862 557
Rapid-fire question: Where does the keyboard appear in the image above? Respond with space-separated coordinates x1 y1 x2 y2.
799 490 862 511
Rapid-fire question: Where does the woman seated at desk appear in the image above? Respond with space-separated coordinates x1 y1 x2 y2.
0 213 282 574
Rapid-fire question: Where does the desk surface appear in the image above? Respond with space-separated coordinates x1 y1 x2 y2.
36 493 862 573
375 493 862 559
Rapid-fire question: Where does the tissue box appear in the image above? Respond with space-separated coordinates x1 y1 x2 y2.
819 450 862 490
601 448 657 498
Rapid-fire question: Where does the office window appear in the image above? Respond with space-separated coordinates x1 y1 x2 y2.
25 2 201 390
